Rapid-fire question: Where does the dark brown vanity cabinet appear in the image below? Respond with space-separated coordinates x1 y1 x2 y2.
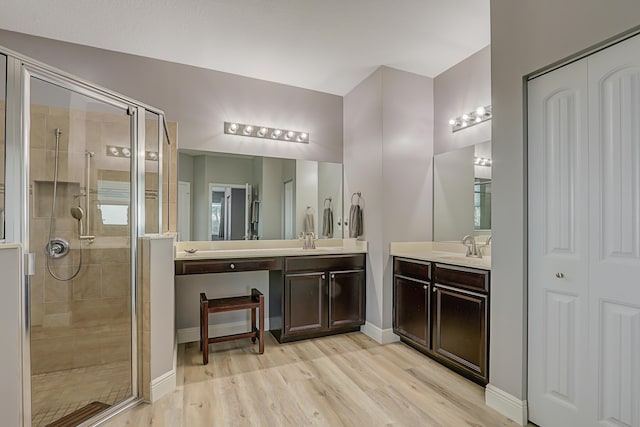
392 257 490 385
393 259 431 347
284 272 327 335
271 254 366 343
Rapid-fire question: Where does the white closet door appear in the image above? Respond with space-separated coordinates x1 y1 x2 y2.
528 58 591 427
587 37 640 427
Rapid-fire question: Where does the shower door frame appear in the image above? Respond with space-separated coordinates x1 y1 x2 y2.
2 44 166 426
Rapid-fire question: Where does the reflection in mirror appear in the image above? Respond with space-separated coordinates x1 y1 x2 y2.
433 141 491 241
177 151 343 241
1 54 6 239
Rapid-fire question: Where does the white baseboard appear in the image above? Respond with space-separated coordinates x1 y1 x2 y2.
485 384 528 426
361 321 400 345
150 369 176 402
178 319 271 344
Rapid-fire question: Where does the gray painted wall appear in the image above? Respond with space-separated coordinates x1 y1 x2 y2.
0 245 22 427
0 29 343 163
434 46 491 155
344 66 433 331
490 0 640 400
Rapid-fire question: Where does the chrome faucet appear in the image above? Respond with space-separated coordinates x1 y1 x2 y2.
462 235 481 258
300 232 316 249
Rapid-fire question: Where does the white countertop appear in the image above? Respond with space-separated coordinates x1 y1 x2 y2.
175 239 368 260
390 241 491 270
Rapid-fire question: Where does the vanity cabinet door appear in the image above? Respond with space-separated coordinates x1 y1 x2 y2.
393 275 430 347
284 272 327 336
329 270 365 329
432 284 488 383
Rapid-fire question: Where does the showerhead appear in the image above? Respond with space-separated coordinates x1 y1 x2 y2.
70 206 84 221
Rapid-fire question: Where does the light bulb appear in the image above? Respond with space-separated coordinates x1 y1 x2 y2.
148 152 158 160
297 133 308 142
121 147 131 157
109 147 119 156
285 131 294 140
228 123 238 133
462 121 468 127
257 127 268 137
462 114 469 121
476 107 486 116
272 129 282 138
243 125 253 135
448 119 456 125
475 116 482 123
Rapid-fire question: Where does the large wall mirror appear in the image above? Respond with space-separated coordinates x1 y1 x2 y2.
177 150 343 241
433 140 491 241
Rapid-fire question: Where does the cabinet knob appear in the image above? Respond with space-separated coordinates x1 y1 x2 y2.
555 272 564 278
423 285 427 290
433 287 436 293
322 274 325 279
331 274 335 279
230 263 235 270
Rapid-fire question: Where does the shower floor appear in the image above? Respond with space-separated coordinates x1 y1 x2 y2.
31 361 131 427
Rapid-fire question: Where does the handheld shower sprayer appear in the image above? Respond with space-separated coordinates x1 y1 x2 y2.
70 206 84 236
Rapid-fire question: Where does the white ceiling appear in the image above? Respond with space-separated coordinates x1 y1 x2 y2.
0 0 490 95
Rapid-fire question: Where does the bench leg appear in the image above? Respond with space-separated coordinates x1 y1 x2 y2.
202 302 209 365
251 307 257 343
259 293 264 354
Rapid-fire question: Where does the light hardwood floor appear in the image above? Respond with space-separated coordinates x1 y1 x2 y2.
103 332 526 426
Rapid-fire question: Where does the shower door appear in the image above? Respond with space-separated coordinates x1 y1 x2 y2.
26 72 138 426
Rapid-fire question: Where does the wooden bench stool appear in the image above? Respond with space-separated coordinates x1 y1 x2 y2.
200 288 264 365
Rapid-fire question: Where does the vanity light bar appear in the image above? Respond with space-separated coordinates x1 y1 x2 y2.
106 145 159 161
449 105 492 133
474 156 492 166
224 122 309 143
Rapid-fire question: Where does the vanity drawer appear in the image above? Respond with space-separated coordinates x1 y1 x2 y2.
175 257 282 275
433 264 489 293
394 258 431 281
285 254 365 274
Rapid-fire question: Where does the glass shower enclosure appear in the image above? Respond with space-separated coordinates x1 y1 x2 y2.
1 47 167 426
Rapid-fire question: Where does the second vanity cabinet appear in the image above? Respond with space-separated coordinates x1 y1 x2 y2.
271 254 366 343
393 257 489 385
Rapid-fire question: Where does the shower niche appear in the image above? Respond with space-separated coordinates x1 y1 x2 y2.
33 180 80 218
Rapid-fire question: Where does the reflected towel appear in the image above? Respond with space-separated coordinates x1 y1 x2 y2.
322 207 333 238
349 204 363 238
251 200 259 224
304 211 315 233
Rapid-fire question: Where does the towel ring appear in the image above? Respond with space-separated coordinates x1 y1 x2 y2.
351 192 362 205
324 197 332 208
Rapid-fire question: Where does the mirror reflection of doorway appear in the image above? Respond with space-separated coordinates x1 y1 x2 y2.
209 183 251 240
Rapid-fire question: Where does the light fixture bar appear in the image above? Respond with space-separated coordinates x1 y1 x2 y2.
449 105 492 133
224 122 309 143
474 156 492 166
106 145 159 161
